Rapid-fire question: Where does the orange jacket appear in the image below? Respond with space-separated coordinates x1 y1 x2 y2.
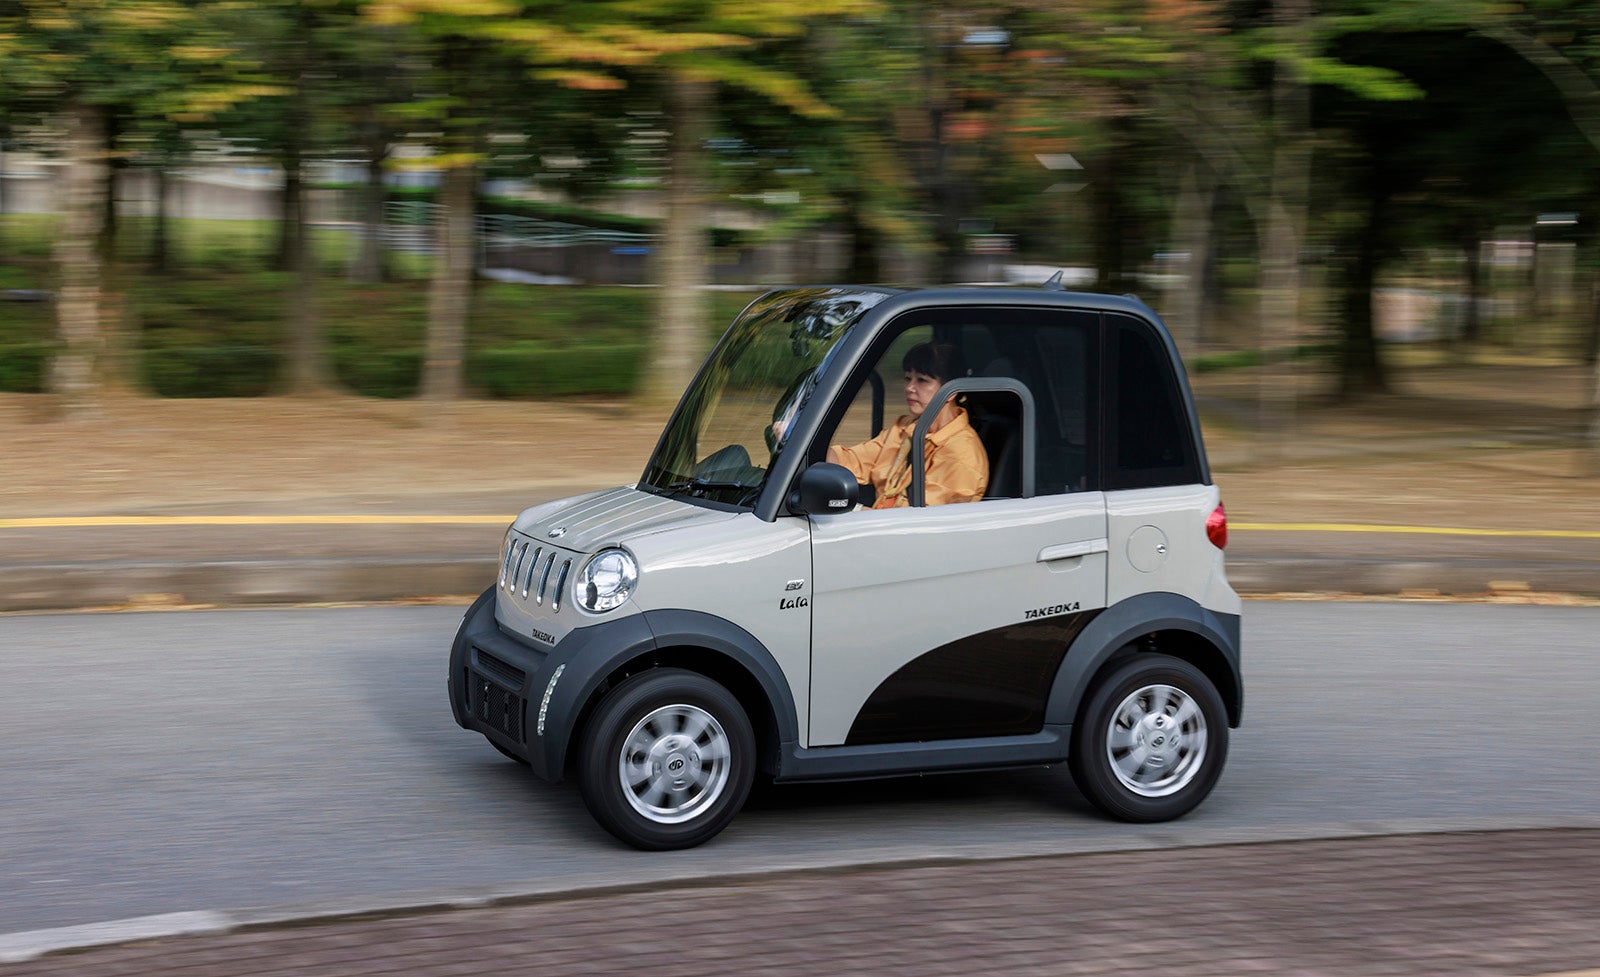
831 406 989 508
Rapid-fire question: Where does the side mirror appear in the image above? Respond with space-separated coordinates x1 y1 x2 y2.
788 463 859 515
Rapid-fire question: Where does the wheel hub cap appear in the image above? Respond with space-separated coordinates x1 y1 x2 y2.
619 704 731 824
1106 683 1207 798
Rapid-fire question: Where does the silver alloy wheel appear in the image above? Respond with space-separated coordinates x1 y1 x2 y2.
1105 683 1208 797
618 703 732 824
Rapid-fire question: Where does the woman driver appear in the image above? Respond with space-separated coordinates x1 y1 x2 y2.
827 342 989 508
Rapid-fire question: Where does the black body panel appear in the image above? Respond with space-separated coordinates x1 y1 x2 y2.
845 611 1100 745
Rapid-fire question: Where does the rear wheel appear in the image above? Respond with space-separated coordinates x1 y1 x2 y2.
1069 654 1228 822
577 668 755 850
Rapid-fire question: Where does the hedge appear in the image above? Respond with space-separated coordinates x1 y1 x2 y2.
468 341 645 398
0 342 53 393
141 345 280 397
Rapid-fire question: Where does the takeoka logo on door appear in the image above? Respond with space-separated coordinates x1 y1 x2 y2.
1024 600 1081 620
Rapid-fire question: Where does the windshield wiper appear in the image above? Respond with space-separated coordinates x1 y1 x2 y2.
662 477 752 498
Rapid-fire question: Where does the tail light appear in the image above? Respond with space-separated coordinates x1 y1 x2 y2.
1206 502 1228 550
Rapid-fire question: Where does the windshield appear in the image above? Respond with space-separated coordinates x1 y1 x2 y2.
640 287 888 507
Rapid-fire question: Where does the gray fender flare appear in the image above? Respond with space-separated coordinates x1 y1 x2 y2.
538 608 800 779
1044 593 1243 729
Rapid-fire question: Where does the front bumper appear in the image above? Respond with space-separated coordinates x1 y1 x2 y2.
448 586 655 782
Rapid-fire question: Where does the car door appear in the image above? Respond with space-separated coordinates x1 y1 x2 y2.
805 307 1106 748
807 495 1107 746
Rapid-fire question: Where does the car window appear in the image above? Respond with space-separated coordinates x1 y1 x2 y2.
1104 313 1198 490
957 308 1097 496
830 325 933 448
820 307 1098 503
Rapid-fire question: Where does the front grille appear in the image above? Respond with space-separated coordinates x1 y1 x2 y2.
501 533 577 615
469 669 526 743
475 650 525 688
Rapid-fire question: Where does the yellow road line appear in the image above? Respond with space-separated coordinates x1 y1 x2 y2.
0 515 516 529
1 515 1596 540
1234 522 1600 539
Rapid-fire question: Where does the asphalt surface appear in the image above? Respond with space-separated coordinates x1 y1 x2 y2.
2 486 1598 973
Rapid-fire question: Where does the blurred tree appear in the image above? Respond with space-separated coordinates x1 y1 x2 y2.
1310 13 1590 396
1013 0 1452 410
0 0 273 411
364 0 862 406
715 4 943 283
1471 0 1600 459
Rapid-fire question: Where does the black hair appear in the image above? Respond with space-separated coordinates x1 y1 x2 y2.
901 342 967 384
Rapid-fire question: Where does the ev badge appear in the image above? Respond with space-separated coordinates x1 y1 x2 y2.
547 526 567 539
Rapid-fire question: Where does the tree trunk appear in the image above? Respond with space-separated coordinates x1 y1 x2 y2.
1587 260 1600 471
350 106 389 283
285 216 333 394
275 133 305 273
274 5 314 274
1589 333 1600 470
1336 191 1388 398
1168 160 1216 353
150 163 171 273
1462 236 1485 345
0 131 8 256
50 101 108 416
95 107 120 262
1257 0 1312 449
421 162 475 402
1090 123 1128 293
842 187 882 284
644 72 713 409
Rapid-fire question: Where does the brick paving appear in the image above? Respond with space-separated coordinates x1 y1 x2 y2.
7 829 1599 976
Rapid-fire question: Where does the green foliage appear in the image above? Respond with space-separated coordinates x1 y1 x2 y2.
135 271 286 395
467 340 646 397
1189 344 1336 374
0 216 58 259
141 343 280 397
0 266 760 397
0 253 58 393
0 342 53 392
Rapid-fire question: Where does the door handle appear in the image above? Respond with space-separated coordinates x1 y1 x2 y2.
1037 538 1110 563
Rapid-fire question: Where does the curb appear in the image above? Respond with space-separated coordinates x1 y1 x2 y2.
1225 556 1600 600
3 554 1599 613
5 816 1599 963
0 557 497 612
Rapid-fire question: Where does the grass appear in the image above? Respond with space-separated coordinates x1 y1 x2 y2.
0 216 762 397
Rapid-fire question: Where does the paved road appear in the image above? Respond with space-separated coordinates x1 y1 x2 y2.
4 601 1598 940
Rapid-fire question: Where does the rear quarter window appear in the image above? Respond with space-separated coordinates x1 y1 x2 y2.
1104 313 1199 490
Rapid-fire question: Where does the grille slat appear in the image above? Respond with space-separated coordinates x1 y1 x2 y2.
508 540 529 593
552 560 572 612
476 650 526 687
536 552 557 605
520 547 542 597
499 539 516 588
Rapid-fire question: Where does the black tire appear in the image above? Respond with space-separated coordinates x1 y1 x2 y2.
1069 653 1228 823
577 668 755 850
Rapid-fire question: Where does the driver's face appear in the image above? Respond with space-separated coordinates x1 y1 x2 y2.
904 370 943 417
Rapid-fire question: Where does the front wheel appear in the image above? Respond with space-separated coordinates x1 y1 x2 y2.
577 668 755 850
1069 654 1228 823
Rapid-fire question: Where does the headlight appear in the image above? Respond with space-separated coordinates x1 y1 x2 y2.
577 548 638 612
